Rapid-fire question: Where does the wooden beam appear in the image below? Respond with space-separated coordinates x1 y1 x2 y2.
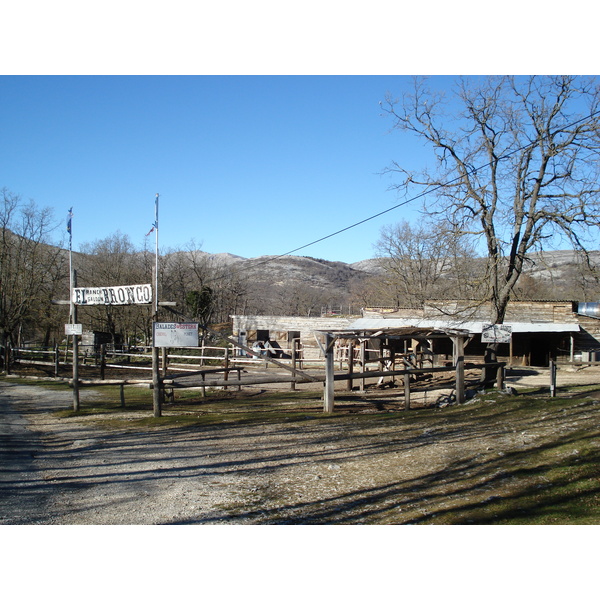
454 336 465 405
324 332 335 413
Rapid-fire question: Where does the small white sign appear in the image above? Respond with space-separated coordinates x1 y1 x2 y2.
481 324 512 344
65 323 83 335
153 322 199 348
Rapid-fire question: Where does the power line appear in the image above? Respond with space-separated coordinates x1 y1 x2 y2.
203 107 600 283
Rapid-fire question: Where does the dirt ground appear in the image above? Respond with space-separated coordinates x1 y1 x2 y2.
2 364 600 525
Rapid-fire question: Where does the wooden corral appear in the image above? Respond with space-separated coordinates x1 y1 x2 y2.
6 325 505 416
315 325 476 413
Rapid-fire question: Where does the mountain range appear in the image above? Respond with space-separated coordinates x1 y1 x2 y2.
202 249 600 293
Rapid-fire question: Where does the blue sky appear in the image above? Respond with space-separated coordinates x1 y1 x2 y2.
0 75 440 263
1 2 594 264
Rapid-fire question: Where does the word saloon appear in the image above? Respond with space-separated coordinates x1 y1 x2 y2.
72 284 152 306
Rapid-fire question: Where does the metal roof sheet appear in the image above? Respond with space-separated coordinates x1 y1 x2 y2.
348 318 579 334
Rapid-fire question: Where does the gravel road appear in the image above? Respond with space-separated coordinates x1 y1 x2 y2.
2 365 600 525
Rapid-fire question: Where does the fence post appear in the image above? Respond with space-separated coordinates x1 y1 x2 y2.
120 383 125 408
224 347 229 390
359 338 366 392
323 333 335 413
550 359 557 397
455 335 465 405
291 340 297 391
100 344 106 380
347 344 354 392
5 344 11 375
496 363 505 392
161 347 168 378
54 343 59 377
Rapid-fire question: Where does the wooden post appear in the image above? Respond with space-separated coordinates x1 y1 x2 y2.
152 344 162 416
454 335 465 405
404 369 411 410
291 340 297 391
570 334 574 363
151 315 162 417
72 271 80 412
100 344 106 380
359 337 366 392
323 333 335 413
224 347 229 390
120 383 125 408
496 363 505 392
550 359 557 397
54 343 59 377
161 347 168 378
347 343 354 392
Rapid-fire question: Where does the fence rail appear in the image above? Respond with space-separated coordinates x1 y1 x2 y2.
4 340 566 414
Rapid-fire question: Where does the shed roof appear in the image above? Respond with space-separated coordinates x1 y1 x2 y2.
348 318 579 334
316 324 472 340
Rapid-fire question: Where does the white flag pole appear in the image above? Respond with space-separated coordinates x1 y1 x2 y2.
67 207 74 322
154 193 159 316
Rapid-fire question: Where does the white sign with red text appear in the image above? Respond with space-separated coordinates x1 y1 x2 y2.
153 322 199 347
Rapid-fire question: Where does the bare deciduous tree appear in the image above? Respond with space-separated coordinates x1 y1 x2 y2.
0 188 64 345
374 219 481 308
383 75 600 323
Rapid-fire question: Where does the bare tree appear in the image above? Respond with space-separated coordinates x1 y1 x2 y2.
77 232 147 344
383 76 600 323
0 188 64 345
374 218 481 308
161 241 249 326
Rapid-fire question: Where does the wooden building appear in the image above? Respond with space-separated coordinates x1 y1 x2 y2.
230 314 356 361
362 301 600 367
231 301 600 367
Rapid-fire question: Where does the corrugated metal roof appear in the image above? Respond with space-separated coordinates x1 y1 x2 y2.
348 318 579 334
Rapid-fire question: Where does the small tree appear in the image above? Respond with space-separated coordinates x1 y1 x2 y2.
374 219 481 308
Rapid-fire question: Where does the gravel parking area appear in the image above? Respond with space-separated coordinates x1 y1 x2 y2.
2 365 600 525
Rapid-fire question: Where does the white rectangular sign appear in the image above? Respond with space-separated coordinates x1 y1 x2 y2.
65 323 83 335
72 284 152 306
481 324 512 344
153 322 199 348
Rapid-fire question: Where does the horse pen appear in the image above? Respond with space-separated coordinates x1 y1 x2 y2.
3 324 546 416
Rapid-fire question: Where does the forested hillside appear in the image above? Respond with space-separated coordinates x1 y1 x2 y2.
2 189 600 347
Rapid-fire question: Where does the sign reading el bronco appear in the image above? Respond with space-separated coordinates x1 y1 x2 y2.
72 284 152 306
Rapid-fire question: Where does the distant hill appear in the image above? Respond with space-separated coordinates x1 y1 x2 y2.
193 248 600 304
197 251 375 293
522 250 600 282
